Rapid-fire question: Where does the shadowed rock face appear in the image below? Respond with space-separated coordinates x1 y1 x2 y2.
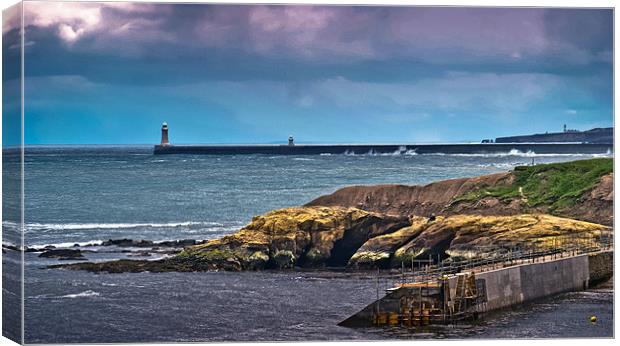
348 216 429 269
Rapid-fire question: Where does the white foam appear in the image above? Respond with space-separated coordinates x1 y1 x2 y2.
25 221 225 231
423 149 613 158
343 147 418 156
2 221 21 230
2 240 18 248
30 240 104 249
476 163 518 169
29 234 233 249
337 148 611 158
292 158 315 161
60 290 100 299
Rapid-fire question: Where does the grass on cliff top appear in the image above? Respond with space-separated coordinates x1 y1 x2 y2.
455 158 612 211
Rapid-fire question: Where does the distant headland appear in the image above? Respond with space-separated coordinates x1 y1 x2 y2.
487 125 613 144
153 123 613 155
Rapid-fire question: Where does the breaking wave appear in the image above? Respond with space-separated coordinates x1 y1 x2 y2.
344 147 418 156
30 290 103 300
30 240 105 249
339 148 611 157
2 240 19 249
292 157 315 161
60 290 100 299
24 221 228 231
425 149 613 158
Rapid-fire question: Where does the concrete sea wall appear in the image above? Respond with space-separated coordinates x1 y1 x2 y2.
465 254 594 312
340 251 613 327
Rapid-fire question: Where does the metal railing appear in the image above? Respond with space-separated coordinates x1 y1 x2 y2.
373 232 613 296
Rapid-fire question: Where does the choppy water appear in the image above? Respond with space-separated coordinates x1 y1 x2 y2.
2 146 614 342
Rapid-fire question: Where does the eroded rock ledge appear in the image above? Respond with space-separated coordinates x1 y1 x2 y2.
55 207 610 273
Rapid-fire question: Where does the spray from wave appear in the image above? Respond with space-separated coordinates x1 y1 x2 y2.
344 147 418 156
60 290 100 299
339 148 611 158
428 149 613 158
8 220 246 250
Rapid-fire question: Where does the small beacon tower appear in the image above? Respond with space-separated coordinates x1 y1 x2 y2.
161 122 170 146
288 135 294 146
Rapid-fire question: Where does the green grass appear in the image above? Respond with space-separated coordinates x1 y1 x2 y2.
454 158 613 211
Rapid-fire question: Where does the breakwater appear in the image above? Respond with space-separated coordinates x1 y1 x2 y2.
340 249 613 327
153 143 612 155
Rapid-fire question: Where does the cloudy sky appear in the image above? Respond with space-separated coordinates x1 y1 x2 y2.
2 2 613 145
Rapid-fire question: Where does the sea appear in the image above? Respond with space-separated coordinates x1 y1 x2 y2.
2 146 614 343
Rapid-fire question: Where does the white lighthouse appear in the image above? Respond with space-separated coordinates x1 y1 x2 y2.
161 122 170 146
288 135 294 146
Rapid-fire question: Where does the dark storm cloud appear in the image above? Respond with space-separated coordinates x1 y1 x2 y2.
12 3 612 86
7 2 612 145
544 9 613 54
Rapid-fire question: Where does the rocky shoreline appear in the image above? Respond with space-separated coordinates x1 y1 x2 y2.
3 238 202 259
46 158 612 273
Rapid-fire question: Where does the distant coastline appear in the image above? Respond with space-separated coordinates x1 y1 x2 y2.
493 127 613 144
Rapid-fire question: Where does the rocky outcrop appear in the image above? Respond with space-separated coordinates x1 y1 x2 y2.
348 213 611 269
392 214 610 265
39 249 86 260
307 159 613 226
51 258 198 273
176 206 410 270
56 210 611 273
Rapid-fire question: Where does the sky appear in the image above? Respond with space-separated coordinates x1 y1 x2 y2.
2 2 614 145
